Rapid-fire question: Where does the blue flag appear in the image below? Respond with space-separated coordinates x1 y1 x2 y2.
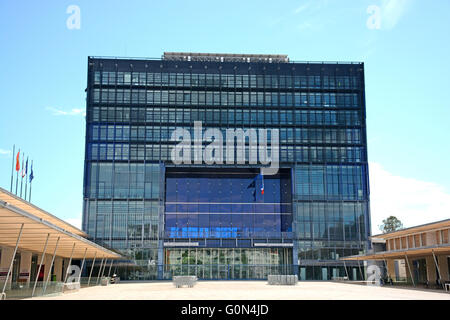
29 164 34 183
248 172 265 201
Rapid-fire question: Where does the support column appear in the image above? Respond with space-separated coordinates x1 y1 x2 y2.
54 257 63 282
0 247 15 291
96 257 105 284
87 252 97 286
437 255 449 281
1 224 24 299
78 248 88 283
386 259 396 280
343 260 350 280
405 255 415 287
62 259 70 283
358 260 364 280
425 255 437 284
64 243 76 283
32 233 50 297
432 251 442 283
101 259 108 278
19 251 32 287
43 237 60 294
108 260 114 277
41 254 53 283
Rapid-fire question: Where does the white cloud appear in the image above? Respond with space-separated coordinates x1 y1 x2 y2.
292 1 330 16
297 22 313 32
46 107 86 117
66 216 82 229
294 3 310 14
380 0 409 30
291 0 332 32
369 161 450 234
0 148 11 155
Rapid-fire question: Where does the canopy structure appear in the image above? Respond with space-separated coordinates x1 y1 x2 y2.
341 219 450 262
0 187 120 259
341 245 450 261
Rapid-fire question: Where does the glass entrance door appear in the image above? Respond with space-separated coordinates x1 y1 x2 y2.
164 248 293 279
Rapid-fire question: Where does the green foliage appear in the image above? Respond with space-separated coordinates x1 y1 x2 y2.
379 216 403 233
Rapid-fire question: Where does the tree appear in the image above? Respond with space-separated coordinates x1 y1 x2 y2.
379 216 403 233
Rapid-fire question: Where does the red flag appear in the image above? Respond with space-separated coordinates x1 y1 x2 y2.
15 152 20 172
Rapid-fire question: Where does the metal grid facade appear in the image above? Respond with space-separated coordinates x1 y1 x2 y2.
82 55 371 280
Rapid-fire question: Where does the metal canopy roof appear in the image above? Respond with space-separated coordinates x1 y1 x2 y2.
341 245 450 261
0 187 85 236
0 188 120 259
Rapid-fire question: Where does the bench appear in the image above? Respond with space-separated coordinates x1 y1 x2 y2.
63 282 81 292
173 276 197 288
267 275 298 286
100 277 110 286
332 276 348 281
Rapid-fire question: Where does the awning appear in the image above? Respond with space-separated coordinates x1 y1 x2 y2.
0 188 120 259
0 188 84 236
341 245 450 261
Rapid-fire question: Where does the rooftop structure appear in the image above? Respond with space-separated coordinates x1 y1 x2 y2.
163 52 289 63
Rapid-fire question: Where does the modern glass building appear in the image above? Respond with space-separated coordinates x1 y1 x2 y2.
82 52 371 280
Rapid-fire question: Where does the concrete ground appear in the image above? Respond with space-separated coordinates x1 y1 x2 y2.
27 281 450 300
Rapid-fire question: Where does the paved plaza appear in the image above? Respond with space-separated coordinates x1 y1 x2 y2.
27 281 450 300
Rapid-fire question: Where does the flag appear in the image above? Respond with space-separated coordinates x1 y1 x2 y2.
247 176 257 201
29 164 34 183
247 174 262 201
22 158 27 178
259 173 265 195
15 152 20 171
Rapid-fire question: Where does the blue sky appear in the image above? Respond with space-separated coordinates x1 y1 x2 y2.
0 0 449 233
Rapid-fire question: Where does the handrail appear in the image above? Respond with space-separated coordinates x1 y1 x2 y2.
88 56 363 65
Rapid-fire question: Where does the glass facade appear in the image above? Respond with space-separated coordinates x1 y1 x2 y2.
165 169 292 240
83 55 371 280
164 248 292 280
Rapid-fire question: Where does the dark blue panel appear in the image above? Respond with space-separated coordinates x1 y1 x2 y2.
164 169 293 241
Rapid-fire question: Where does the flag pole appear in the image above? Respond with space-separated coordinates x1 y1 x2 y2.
24 157 29 200
10 145 15 192
29 160 33 203
20 152 25 198
261 169 264 195
15 149 20 195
